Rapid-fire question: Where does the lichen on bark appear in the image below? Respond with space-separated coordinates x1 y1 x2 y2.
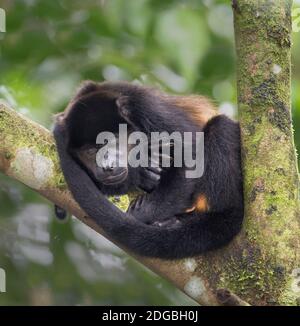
233 0 300 305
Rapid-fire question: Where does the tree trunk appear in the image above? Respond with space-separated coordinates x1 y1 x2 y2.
233 0 300 305
0 0 299 306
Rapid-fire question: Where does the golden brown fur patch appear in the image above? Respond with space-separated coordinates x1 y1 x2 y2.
166 95 218 128
195 194 209 212
185 194 210 213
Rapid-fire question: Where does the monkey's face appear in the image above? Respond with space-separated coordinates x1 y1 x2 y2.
76 144 128 186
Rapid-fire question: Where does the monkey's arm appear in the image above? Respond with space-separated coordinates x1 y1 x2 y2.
116 91 190 134
53 121 133 222
116 90 195 223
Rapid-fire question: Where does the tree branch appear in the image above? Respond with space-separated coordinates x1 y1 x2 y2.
0 102 221 305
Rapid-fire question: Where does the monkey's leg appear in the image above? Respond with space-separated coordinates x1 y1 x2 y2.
128 170 194 224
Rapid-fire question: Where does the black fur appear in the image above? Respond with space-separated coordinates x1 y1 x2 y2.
54 205 68 221
53 81 244 259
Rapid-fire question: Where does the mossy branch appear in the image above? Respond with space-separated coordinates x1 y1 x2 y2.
0 102 228 305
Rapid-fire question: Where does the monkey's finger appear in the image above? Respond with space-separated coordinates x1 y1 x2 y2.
140 172 160 187
149 141 174 150
144 168 162 179
159 153 173 162
135 195 144 208
116 95 129 108
140 168 161 182
116 96 131 118
127 195 142 211
145 166 162 174
139 183 157 193
150 152 173 165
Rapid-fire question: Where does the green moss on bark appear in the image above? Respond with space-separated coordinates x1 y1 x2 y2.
0 104 129 210
233 0 300 305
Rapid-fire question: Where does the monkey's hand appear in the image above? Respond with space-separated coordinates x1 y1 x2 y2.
127 194 174 225
138 166 162 193
127 195 157 224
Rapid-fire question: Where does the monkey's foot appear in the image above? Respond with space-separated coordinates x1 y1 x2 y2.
127 195 157 224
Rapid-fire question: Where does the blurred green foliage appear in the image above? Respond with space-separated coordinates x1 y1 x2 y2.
0 0 299 305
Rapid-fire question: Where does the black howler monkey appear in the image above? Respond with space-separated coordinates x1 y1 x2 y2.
53 81 244 259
